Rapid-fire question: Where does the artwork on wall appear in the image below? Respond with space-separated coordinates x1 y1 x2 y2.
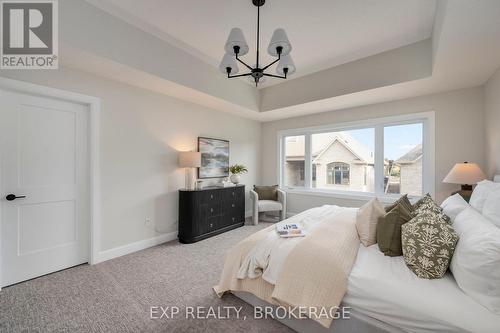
198 137 230 179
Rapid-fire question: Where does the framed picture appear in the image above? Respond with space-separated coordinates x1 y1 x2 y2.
198 137 230 179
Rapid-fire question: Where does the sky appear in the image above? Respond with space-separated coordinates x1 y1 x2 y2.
311 123 422 161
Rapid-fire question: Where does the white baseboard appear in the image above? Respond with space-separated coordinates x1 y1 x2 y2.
96 231 178 264
245 210 253 218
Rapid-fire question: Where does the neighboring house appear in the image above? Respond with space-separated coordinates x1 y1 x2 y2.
285 133 375 192
394 144 423 196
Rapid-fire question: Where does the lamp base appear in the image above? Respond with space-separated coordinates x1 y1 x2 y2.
184 168 196 190
451 189 473 203
460 184 473 191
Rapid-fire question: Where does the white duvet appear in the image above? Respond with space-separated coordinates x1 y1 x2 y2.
344 244 500 333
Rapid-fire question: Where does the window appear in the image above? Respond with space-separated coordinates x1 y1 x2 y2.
327 162 350 185
384 123 423 196
311 128 374 192
284 135 305 187
279 112 434 199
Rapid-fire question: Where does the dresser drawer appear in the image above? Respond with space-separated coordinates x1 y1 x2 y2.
200 191 222 204
201 203 221 217
223 188 244 201
206 216 219 232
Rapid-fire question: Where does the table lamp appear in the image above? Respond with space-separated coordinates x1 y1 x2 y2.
443 162 486 201
178 151 201 190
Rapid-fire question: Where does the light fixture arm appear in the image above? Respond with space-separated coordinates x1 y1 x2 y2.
263 67 288 79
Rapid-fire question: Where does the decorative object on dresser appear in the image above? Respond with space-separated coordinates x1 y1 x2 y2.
178 185 245 243
249 185 286 226
229 164 248 184
443 162 486 202
178 151 201 190
198 137 229 179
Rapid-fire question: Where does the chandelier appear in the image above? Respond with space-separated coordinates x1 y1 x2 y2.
219 0 295 86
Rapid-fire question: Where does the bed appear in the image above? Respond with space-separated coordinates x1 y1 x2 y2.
214 185 500 333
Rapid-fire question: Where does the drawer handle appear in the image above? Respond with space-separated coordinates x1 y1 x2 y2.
210 194 213 199
232 217 235 222
231 204 235 208
209 223 213 227
210 208 213 213
232 192 235 196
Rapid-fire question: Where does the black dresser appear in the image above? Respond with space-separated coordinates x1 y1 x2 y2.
178 185 245 243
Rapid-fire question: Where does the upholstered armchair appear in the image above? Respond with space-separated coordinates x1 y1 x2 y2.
249 187 286 225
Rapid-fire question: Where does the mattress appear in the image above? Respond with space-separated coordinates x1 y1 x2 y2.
343 245 500 333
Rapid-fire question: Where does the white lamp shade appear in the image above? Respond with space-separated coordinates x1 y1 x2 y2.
219 53 239 74
443 162 486 185
268 28 292 56
224 28 249 56
276 54 296 75
178 151 201 168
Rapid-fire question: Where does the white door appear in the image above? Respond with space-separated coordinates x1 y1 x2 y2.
0 89 89 287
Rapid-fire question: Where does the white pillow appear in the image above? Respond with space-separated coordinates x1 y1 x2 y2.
482 188 500 228
440 193 469 223
356 198 385 247
469 180 500 212
451 207 500 314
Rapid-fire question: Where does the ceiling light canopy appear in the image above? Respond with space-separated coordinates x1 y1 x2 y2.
219 0 295 87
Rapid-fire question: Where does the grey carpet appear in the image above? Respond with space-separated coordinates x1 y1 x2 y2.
0 222 293 333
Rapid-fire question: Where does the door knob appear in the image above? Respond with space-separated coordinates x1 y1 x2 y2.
5 194 26 201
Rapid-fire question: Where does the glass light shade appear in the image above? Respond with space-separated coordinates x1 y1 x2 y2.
178 151 201 168
443 162 486 185
219 53 239 74
276 54 296 75
224 28 249 56
268 28 292 56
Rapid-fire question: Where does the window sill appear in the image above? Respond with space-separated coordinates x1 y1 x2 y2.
283 188 420 204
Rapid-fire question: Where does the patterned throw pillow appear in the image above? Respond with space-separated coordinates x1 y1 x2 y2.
412 194 451 224
402 212 459 279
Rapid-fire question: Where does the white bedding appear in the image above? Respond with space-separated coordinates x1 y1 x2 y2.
236 205 354 285
343 244 500 333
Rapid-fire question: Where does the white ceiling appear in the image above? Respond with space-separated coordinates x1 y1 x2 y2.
88 0 437 88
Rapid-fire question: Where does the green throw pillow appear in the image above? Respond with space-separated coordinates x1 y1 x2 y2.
385 194 414 213
377 203 413 256
253 185 278 201
402 212 459 279
412 194 451 224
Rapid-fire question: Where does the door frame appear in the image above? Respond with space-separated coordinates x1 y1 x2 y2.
0 77 101 290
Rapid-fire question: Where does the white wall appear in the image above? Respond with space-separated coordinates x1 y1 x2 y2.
485 67 500 177
261 87 485 213
0 68 261 252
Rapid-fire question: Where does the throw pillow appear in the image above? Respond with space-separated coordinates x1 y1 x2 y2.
451 207 500 314
253 185 278 201
385 194 413 213
469 180 500 212
412 194 451 224
440 193 469 223
402 211 459 279
356 198 386 247
481 188 500 228
377 203 413 256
